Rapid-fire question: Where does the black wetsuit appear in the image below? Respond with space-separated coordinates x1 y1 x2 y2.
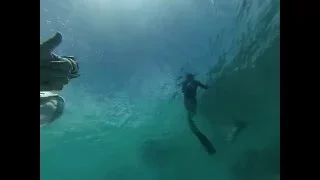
182 80 216 155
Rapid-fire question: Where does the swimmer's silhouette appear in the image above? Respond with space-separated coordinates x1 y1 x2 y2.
181 73 216 155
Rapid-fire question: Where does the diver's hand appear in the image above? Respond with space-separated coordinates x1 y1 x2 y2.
40 32 62 61
40 32 80 91
61 56 80 79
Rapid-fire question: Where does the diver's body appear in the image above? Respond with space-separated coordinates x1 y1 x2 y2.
182 74 216 155
40 32 80 126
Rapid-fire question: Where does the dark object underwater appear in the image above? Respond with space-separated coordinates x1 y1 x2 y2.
194 130 216 155
188 117 216 155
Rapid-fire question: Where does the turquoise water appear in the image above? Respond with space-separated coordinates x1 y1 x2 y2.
40 0 280 180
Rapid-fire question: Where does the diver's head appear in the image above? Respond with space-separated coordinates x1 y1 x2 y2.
186 73 195 81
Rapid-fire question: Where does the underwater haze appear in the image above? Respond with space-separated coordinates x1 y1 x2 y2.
40 0 280 180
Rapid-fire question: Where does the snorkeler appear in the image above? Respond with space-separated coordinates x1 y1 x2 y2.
182 73 216 155
40 32 80 126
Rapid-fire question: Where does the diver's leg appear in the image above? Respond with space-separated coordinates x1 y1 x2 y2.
186 99 216 155
187 114 216 155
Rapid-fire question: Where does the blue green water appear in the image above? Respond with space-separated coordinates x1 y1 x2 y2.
40 0 280 180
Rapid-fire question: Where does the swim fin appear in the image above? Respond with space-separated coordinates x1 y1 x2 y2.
195 131 216 155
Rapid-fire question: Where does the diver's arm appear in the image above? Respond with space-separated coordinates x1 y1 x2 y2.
197 81 209 89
